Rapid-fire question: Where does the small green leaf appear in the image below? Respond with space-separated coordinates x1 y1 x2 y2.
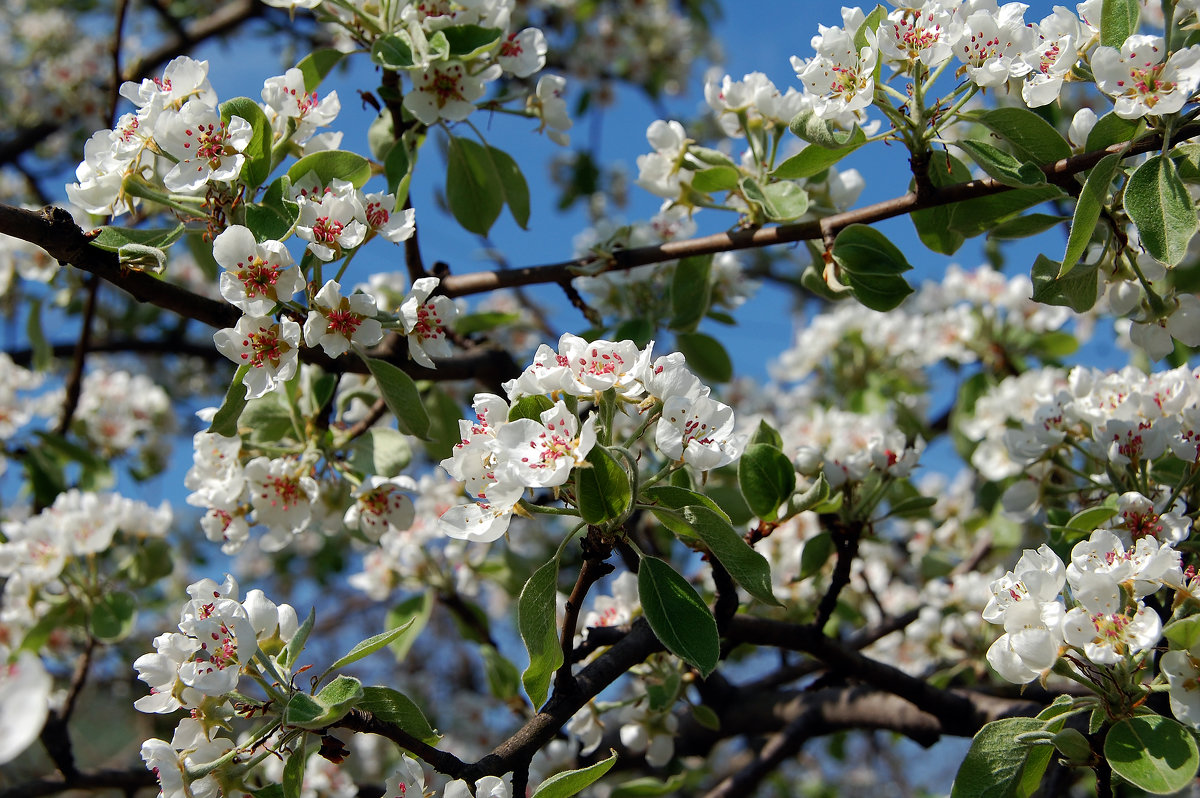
773 140 865 179
1100 0 1139 47
950 717 1054 798
609 775 687 797
90 224 185 253
282 608 315 669
832 224 914 311
977 107 1072 165
530 750 618 798
385 591 433 662
911 154 970 255
669 255 713 332
323 620 414 678
751 420 783 449
948 185 1065 238
738 443 797 521
690 166 741 193
789 109 867 149
798 532 833 581
791 473 831 514
508 394 555 422
1105 715 1199 795
25 298 51 372
287 150 373 189
692 703 721 730
348 428 412 477
1164 615 1200 650
489 146 530 229
1064 505 1118 537
297 49 345 92
358 686 440 744
284 693 330 729
956 139 1046 187
987 213 1068 240
1085 111 1141 152
220 98 272 189
446 135 504 236
638 556 719 676
384 140 412 200
282 736 306 798
91 590 137 641
518 559 563 709
576 445 632 525
741 177 809 221
208 364 251 435
371 33 416 69
441 25 503 58
613 317 655 349
645 485 731 538
1031 254 1099 312
674 332 733 383
315 674 364 716
1126 154 1197 266
1063 152 1120 276
481 645 521 700
679 505 781 607
363 357 431 439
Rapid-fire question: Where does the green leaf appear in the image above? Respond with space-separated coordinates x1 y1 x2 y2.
1126 154 1197 266
1064 505 1118 538
358 686 440 744
284 675 364 729
531 750 618 798
987 213 1068 240
645 485 731 538
208 364 251 434
948 185 1065 238
832 224 914 311
911 154 971 255
669 255 713 332
90 590 137 641
773 138 865 179
692 703 721 730
977 108 1072 165
738 443 797 521
791 473 831 514
126 538 174 587
442 25 503 58
384 139 412 201
247 175 299 242
740 177 809 221
576 445 633 525
90 223 185 253
638 556 719 676
690 166 741 193
518 559 563 709
679 505 781 606
371 33 416 69
751 419 783 449
220 98 272 190
323 620 415 678
674 332 733 383
1101 0 1139 47
950 717 1054 798
297 49 345 92
798 532 833 581
613 317 655 349
115 243 165 273
385 591 433 662
1105 715 1199 795
1031 254 1100 312
489 146 531 229
363 357 431 439
956 139 1047 188
481 645 521 700
287 150 373 189
446 135 505 236
348 428 412 477
1164 615 1200 650
282 736 306 798
282 608 315 669
609 775 687 797
789 108 867 149
454 310 521 335
24 298 51 373
1085 112 1141 152
1061 152 1121 275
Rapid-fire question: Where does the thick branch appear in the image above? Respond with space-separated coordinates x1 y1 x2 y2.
438 124 1200 298
0 766 155 798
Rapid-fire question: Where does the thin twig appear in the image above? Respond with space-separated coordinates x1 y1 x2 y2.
54 275 100 438
555 536 615 695
812 517 863 631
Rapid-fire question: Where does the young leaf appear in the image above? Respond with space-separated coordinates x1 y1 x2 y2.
385 591 433 662
282 736 306 798
282 607 315 669
1061 153 1120 276
1125 154 1197 266
798 532 833 581
287 150 373 189
489 146 531 229
674 332 733 383
910 154 970 255
371 34 417 69
358 686 440 744
441 25 503 59
90 224 185 253
669 255 713 332
363 357 431 439
530 750 618 798
518 559 563 709
950 717 1054 798
446 135 505 236
481 645 521 700
832 224 915 311
90 590 137 641
977 107 1072 165
955 139 1046 188
322 619 415 678
1031 254 1100 312
576 445 632 525
679 505 781 606
220 98 272 190
208 364 251 435
297 49 345 92
1085 111 1141 152
645 485 731 538
1100 0 1139 47
772 140 865 179
1105 715 1199 795
638 556 719 676
737 443 797 521
789 109 866 149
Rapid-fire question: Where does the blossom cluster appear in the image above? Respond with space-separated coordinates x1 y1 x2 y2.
437 335 746 542
983 527 1181 684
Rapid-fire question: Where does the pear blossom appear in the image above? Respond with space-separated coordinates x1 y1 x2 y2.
0 651 52 764
213 225 304 316
399 276 456 368
155 99 252 193
529 74 572 146
119 55 216 117
792 11 879 119
65 129 135 215
295 181 368 262
213 315 302 399
1062 601 1161 666
445 774 512 798
132 632 201 714
1021 7 1083 107
495 401 597 488
344 476 418 541
1162 646 1200 727
260 67 339 143
1130 294 1200 358
635 119 692 199
403 60 501 125
1092 35 1200 118
949 3 1035 88
497 28 547 77
1068 107 1098 148
878 4 954 70
362 191 415 243
985 599 1065 683
303 279 384 357
140 719 235 798
184 431 246 511
245 456 319 544
656 393 745 470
